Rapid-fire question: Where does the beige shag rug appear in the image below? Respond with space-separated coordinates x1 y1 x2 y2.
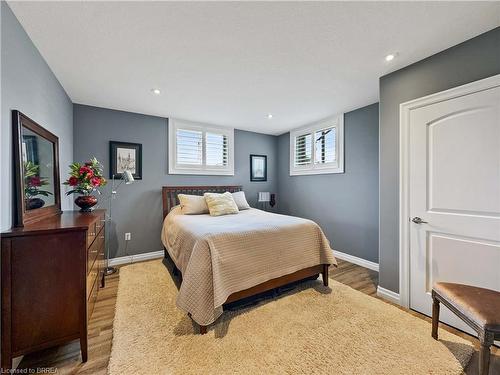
108 260 474 375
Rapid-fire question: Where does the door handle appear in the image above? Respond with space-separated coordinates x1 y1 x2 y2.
411 217 428 224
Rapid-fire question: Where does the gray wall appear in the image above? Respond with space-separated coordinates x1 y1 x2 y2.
73 104 278 258
0 2 73 231
277 103 379 263
379 27 500 293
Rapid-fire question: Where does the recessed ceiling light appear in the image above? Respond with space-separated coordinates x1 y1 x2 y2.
151 88 161 95
385 53 396 62
267 114 273 119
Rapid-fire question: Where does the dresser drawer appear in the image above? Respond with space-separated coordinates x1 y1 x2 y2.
86 261 98 300
87 222 106 273
98 236 105 282
95 213 105 235
86 232 104 298
87 227 104 274
87 275 98 321
86 222 97 248
86 211 105 248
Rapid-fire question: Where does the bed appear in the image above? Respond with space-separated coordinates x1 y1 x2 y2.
161 185 337 334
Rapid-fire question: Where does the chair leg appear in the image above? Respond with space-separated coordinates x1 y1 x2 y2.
431 297 440 340
479 343 491 375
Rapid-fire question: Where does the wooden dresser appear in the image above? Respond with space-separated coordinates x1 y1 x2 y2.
1 210 106 370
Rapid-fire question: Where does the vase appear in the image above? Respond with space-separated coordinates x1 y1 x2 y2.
26 197 45 210
75 195 98 212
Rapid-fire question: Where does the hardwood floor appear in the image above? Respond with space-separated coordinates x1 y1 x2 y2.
17 259 498 374
331 258 379 296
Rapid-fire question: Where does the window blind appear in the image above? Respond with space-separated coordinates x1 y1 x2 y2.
294 133 312 166
206 132 228 166
289 114 344 176
169 118 234 175
176 129 202 165
314 127 336 164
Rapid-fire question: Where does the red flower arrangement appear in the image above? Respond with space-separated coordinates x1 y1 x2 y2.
64 157 107 196
24 161 52 200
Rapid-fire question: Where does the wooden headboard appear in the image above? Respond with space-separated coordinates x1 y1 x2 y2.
162 185 243 218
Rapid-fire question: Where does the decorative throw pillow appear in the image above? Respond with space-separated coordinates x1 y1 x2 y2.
204 192 239 216
177 194 209 215
232 191 251 210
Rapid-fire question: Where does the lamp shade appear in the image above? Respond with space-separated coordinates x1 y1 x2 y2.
123 170 134 184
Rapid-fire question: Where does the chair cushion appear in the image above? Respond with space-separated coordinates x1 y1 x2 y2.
433 282 500 332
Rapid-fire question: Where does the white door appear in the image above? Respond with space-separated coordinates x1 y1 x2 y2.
408 81 500 336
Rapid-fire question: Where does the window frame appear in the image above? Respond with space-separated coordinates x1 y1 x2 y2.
168 118 234 175
289 114 344 176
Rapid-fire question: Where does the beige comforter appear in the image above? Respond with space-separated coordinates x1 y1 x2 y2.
161 207 337 325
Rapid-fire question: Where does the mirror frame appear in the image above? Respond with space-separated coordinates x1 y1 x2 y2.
12 110 61 227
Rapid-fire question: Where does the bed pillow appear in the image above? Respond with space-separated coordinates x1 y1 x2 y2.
204 192 239 216
177 194 209 215
232 191 251 210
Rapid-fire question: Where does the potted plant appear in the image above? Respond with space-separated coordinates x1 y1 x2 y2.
64 157 107 212
24 161 53 210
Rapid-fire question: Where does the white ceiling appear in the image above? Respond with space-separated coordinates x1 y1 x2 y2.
8 1 500 135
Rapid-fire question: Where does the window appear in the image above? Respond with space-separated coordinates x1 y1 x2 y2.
290 114 344 175
294 133 312 166
169 119 234 175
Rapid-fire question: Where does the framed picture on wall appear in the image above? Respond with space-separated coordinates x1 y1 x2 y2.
250 154 267 182
109 141 142 180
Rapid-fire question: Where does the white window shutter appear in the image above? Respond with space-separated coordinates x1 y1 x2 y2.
290 114 344 176
294 133 312 166
314 127 336 164
176 129 203 165
205 132 228 167
169 119 234 175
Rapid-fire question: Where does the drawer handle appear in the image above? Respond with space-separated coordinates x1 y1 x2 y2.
89 232 95 236
99 235 105 239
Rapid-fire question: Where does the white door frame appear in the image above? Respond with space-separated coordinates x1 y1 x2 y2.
398 73 500 308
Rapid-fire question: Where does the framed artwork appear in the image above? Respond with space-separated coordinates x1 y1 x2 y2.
109 141 142 180
250 154 267 182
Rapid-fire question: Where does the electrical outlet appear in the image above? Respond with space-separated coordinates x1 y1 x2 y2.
125 232 131 241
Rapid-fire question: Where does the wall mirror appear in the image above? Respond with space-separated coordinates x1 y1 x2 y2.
13 110 61 227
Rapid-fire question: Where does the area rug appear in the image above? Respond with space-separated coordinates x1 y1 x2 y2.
108 260 474 375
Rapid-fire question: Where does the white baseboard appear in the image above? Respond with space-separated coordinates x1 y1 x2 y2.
333 250 379 272
377 286 401 304
108 250 164 267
